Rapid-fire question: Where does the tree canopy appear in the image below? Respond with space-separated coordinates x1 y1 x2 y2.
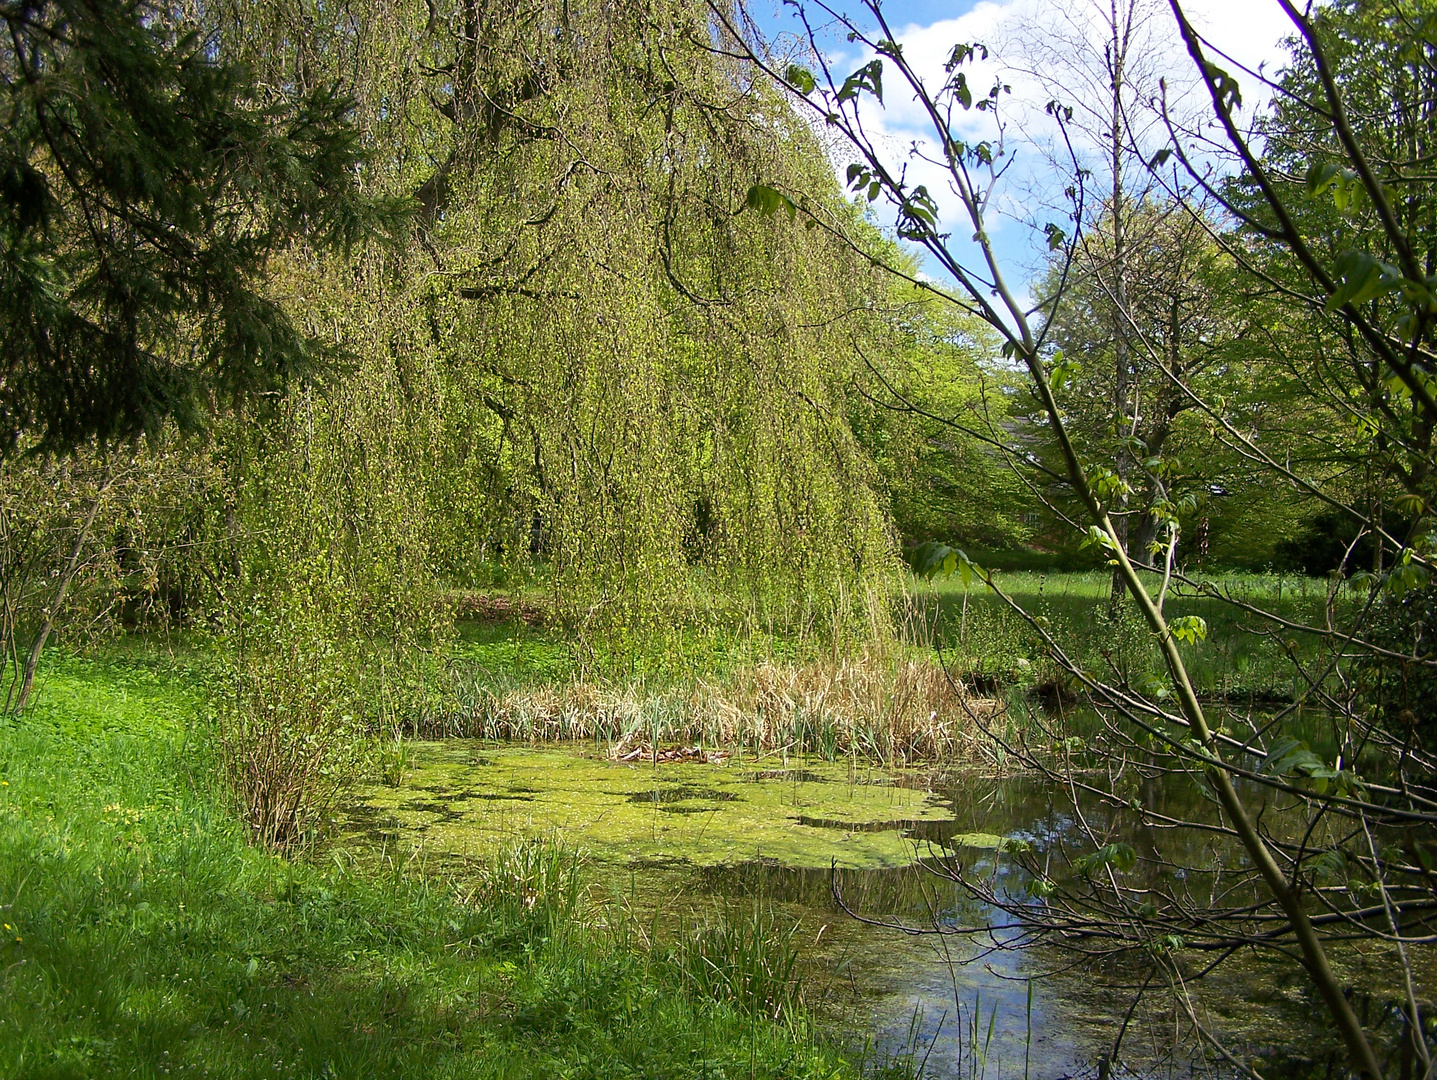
0 0 402 453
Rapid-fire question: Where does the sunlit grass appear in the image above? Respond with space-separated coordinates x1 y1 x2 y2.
0 652 863 1079
910 568 1345 699
446 569 1344 706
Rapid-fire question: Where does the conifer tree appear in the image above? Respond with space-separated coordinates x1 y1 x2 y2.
0 0 403 454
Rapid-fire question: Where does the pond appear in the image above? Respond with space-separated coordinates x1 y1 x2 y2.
337 741 1401 1080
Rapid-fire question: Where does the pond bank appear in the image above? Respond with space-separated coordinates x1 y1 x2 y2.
0 654 864 1080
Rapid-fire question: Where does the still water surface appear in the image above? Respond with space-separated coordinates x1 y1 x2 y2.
339 741 1367 1079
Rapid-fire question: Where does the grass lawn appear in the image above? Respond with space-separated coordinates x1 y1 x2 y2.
0 650 862 1080
910 568 1343 700
446 569 1346 703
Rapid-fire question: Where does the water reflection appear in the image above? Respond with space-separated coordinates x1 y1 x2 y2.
338 741 1400 1079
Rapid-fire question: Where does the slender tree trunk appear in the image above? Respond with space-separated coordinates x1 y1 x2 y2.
1024 345 1387 1079
14 472 111 713
1108 0 1134 610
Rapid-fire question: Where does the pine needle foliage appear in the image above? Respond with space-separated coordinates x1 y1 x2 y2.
0 0 405 454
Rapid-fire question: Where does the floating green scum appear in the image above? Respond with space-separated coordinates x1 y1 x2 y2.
344 743 1009 870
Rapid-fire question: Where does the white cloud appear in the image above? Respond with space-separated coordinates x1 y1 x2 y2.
1182 0 1295 83
795 0 1296 290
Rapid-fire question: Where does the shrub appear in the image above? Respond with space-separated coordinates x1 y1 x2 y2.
218 639 368 850
1358 584 1437 745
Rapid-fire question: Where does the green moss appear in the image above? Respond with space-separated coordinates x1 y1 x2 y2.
346 744 966 870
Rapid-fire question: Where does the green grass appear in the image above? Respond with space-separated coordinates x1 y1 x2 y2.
452 620 576 684
448 570 1347 704
451 614 831 688
908 569 1343 700
0 650 861 1079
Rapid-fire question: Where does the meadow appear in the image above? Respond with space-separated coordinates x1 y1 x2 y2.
435 570 1344 763
914 568 1343 701
0 569 1370 1078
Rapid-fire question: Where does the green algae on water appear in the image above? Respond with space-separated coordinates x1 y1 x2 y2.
345 742 971 869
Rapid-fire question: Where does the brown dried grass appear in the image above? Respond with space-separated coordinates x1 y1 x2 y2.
433 654 1000 764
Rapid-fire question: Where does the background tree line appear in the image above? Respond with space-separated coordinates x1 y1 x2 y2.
722 0 1437 1073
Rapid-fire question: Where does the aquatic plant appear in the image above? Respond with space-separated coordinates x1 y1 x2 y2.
440 654 1000 764
455 837 587 942
667 905 805 1024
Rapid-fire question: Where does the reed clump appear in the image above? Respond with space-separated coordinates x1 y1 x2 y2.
435 655 998 763
218 645 369 850
667 906 805 1023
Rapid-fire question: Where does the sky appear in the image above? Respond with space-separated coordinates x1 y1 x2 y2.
742 0 1299 298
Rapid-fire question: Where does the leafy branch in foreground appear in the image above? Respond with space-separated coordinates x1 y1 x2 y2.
716 0 1437 1074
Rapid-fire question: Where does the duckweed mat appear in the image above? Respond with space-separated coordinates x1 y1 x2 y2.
343 742 1002 869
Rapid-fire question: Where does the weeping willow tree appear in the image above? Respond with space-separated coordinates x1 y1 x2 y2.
413 0 902 636
199 0 910 664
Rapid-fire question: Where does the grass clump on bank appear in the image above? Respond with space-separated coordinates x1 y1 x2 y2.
0 651 863 1079
440 655 998 766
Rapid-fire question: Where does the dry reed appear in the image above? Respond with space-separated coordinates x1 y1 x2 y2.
430 655 999 764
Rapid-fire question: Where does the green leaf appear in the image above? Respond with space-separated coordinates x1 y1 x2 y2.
1074 842 1137 877
837 60 884 105
1263 736 1330 780
896 186 940 238
1169 615 1207 645
1384 561 1430 596
1200 60 1243 110
1393 493 1428 518
1048 354 1080 390
1306 161 1341 193
1326 250 1400 311
784 64 816 95
1311 849 1348 881
1136 672 1171 701
1024 877 1055 898
1306 162 1363 212
745 184 796 221
944 42 989 72
1078 525 1118 553
950 71 972 110
910 541 976 583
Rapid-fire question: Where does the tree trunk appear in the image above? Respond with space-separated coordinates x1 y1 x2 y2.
1107 0 1134 611
14 474 110 713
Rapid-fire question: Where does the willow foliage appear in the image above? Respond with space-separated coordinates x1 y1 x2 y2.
207 0 906 655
